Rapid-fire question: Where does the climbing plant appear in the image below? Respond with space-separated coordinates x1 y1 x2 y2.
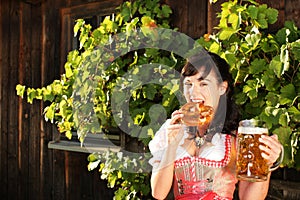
16 0 300 199
197 0 300 169
16 0 184 199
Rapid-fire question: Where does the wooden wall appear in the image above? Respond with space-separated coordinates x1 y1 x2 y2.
0 0 299 200
0 1 120 199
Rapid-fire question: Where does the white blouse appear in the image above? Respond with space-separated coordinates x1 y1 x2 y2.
148 120 227 166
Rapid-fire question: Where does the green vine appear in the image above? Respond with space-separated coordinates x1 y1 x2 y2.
88 151 152 199
198 0 300 169
15 0 300 199
16 0 181 198
16 0 179 142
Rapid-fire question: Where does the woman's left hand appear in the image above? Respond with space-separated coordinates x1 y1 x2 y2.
259 134 283 166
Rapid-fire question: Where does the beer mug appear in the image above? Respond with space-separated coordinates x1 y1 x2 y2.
236 119 284 182
180 102 213 127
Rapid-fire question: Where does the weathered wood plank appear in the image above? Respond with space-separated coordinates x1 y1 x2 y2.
187 0 207 38
65 152 81 200
18 2 32 200
0 1 9 199
39 0 62 198
91 169 115 200
52 150 67 200
0 0 2 191
207 0 224 34
40 0 67 177
7 1 21 199
165 0 189 36
63 151 114 200
27 2 43 199
285 0 300 28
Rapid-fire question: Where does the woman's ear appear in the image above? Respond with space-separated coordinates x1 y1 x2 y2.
219 81 228 95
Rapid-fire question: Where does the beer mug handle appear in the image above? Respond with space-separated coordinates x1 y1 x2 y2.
269 145 284 172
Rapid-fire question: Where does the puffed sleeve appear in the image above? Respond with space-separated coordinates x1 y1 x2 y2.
148 119 171 167
148 120 189 167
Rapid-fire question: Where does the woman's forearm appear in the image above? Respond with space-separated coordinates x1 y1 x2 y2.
151 164 174 199
238 173 271 200
151 144 178 199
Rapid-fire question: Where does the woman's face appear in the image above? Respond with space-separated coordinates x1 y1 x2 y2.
183 67 228 112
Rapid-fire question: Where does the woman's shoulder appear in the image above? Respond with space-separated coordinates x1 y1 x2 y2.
148 119 171 153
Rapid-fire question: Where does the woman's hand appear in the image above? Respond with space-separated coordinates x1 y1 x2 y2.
259 134 283 166
239 134 283 200
166 110 184 145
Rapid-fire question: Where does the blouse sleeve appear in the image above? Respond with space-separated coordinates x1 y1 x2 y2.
148 119 189 167
148 119 171 167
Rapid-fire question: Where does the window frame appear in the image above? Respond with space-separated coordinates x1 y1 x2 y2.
50 0 124 153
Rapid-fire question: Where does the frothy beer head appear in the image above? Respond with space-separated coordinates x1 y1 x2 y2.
238 119 268 135
238 126 268 135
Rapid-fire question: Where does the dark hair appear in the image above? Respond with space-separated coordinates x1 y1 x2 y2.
180 51 240 135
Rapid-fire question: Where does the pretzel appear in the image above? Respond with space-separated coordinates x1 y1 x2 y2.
180 102 213 126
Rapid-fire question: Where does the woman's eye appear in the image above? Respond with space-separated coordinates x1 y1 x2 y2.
184 82 192 86
200 82 207 87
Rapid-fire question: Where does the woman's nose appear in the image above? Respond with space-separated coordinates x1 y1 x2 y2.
189 85 200 98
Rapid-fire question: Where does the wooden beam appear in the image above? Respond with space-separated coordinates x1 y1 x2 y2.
48 133 121 153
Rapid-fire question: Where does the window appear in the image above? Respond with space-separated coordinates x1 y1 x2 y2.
60 0 123 72
49 0 123 153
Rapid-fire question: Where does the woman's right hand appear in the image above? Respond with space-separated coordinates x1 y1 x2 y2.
166 110 184 145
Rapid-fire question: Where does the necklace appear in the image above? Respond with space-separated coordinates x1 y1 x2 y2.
184 126 206 148
194 136 205 148
184 125 222 148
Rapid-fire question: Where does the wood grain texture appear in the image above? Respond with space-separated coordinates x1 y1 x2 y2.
0 0 299 199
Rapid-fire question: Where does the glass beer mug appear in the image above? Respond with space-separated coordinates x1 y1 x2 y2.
236 119 284 182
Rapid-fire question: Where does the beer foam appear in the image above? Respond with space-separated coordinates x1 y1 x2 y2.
238 127 268 134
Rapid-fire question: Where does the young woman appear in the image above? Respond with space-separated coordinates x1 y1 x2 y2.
149 51 283 200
